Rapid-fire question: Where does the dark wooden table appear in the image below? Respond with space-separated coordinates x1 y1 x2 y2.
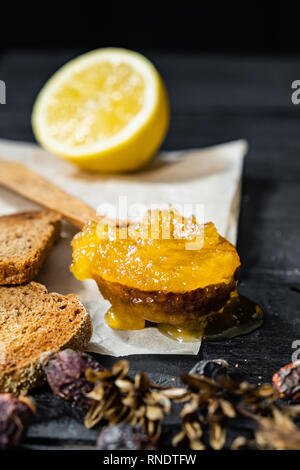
0 50 300 449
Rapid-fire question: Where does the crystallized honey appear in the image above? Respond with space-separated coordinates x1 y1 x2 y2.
71 210 241 331
71 209 240 292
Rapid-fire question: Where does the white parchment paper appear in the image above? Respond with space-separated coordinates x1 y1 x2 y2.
0 138 247 356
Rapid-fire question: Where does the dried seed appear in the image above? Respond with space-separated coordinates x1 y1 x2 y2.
184 421 202 439
231 436 250 450
210 422 226 450
190 439 206 450
115 379 134 393
153 422 162 440
272 407 295 430
255 416 300 450
208 398 219 416
122 395 138 409
85 403 104 428
172 430 187 447
103 391 119 411
86 368 113 384
181 373 220 391
151 392 172 413
86 383 105 401
135 373 150 392
146 405 164 421
258 384 276 398
112 360 130 378
161 388 190 400
181 399 199 418
134 405 146 418
219 399 236 418
147 420 156 437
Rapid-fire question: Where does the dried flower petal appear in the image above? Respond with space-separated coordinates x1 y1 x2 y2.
184 421 202 439
112 360 130 378
172 430 186 447
135 373 150 392
255 415 300 450
146 405 164 421
181 399 199 418
208 398 219 416
231 436 251 450
190 439 206 450
161 388 190 401
257 384 275 398
115 379 134 393
219 399 236 418
210 422 226 450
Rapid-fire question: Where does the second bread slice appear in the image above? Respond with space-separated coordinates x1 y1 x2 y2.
0 210 61 285
0 282 92 393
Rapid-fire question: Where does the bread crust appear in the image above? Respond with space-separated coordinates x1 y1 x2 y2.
0 282 92 394
0 211 61 285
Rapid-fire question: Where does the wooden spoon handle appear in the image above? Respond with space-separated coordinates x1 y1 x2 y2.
0 160 97 229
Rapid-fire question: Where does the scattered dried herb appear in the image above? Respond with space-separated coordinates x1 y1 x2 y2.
230 435 253 450
171 364 300 450
37 349 300 450
84 360 189 440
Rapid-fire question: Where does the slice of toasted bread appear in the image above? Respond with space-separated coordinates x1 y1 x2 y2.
0 210 61 285
0 282 92 393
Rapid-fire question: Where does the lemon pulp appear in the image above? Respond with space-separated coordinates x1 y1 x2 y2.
46 62 145 147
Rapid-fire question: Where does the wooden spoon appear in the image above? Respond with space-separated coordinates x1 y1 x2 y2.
0 160 99 229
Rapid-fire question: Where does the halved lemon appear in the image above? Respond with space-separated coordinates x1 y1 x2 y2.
32 48 169 172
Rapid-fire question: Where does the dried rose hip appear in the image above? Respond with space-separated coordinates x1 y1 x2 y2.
97 423 157 450
189 359 228 381
272 361 300 402
0 394 36 449
42 349 105 409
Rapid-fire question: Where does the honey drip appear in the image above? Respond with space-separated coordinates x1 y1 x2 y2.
105 306 146 330
158 292 264 342
104 290 263 342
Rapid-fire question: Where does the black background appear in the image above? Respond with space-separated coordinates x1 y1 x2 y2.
1 4 300 54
